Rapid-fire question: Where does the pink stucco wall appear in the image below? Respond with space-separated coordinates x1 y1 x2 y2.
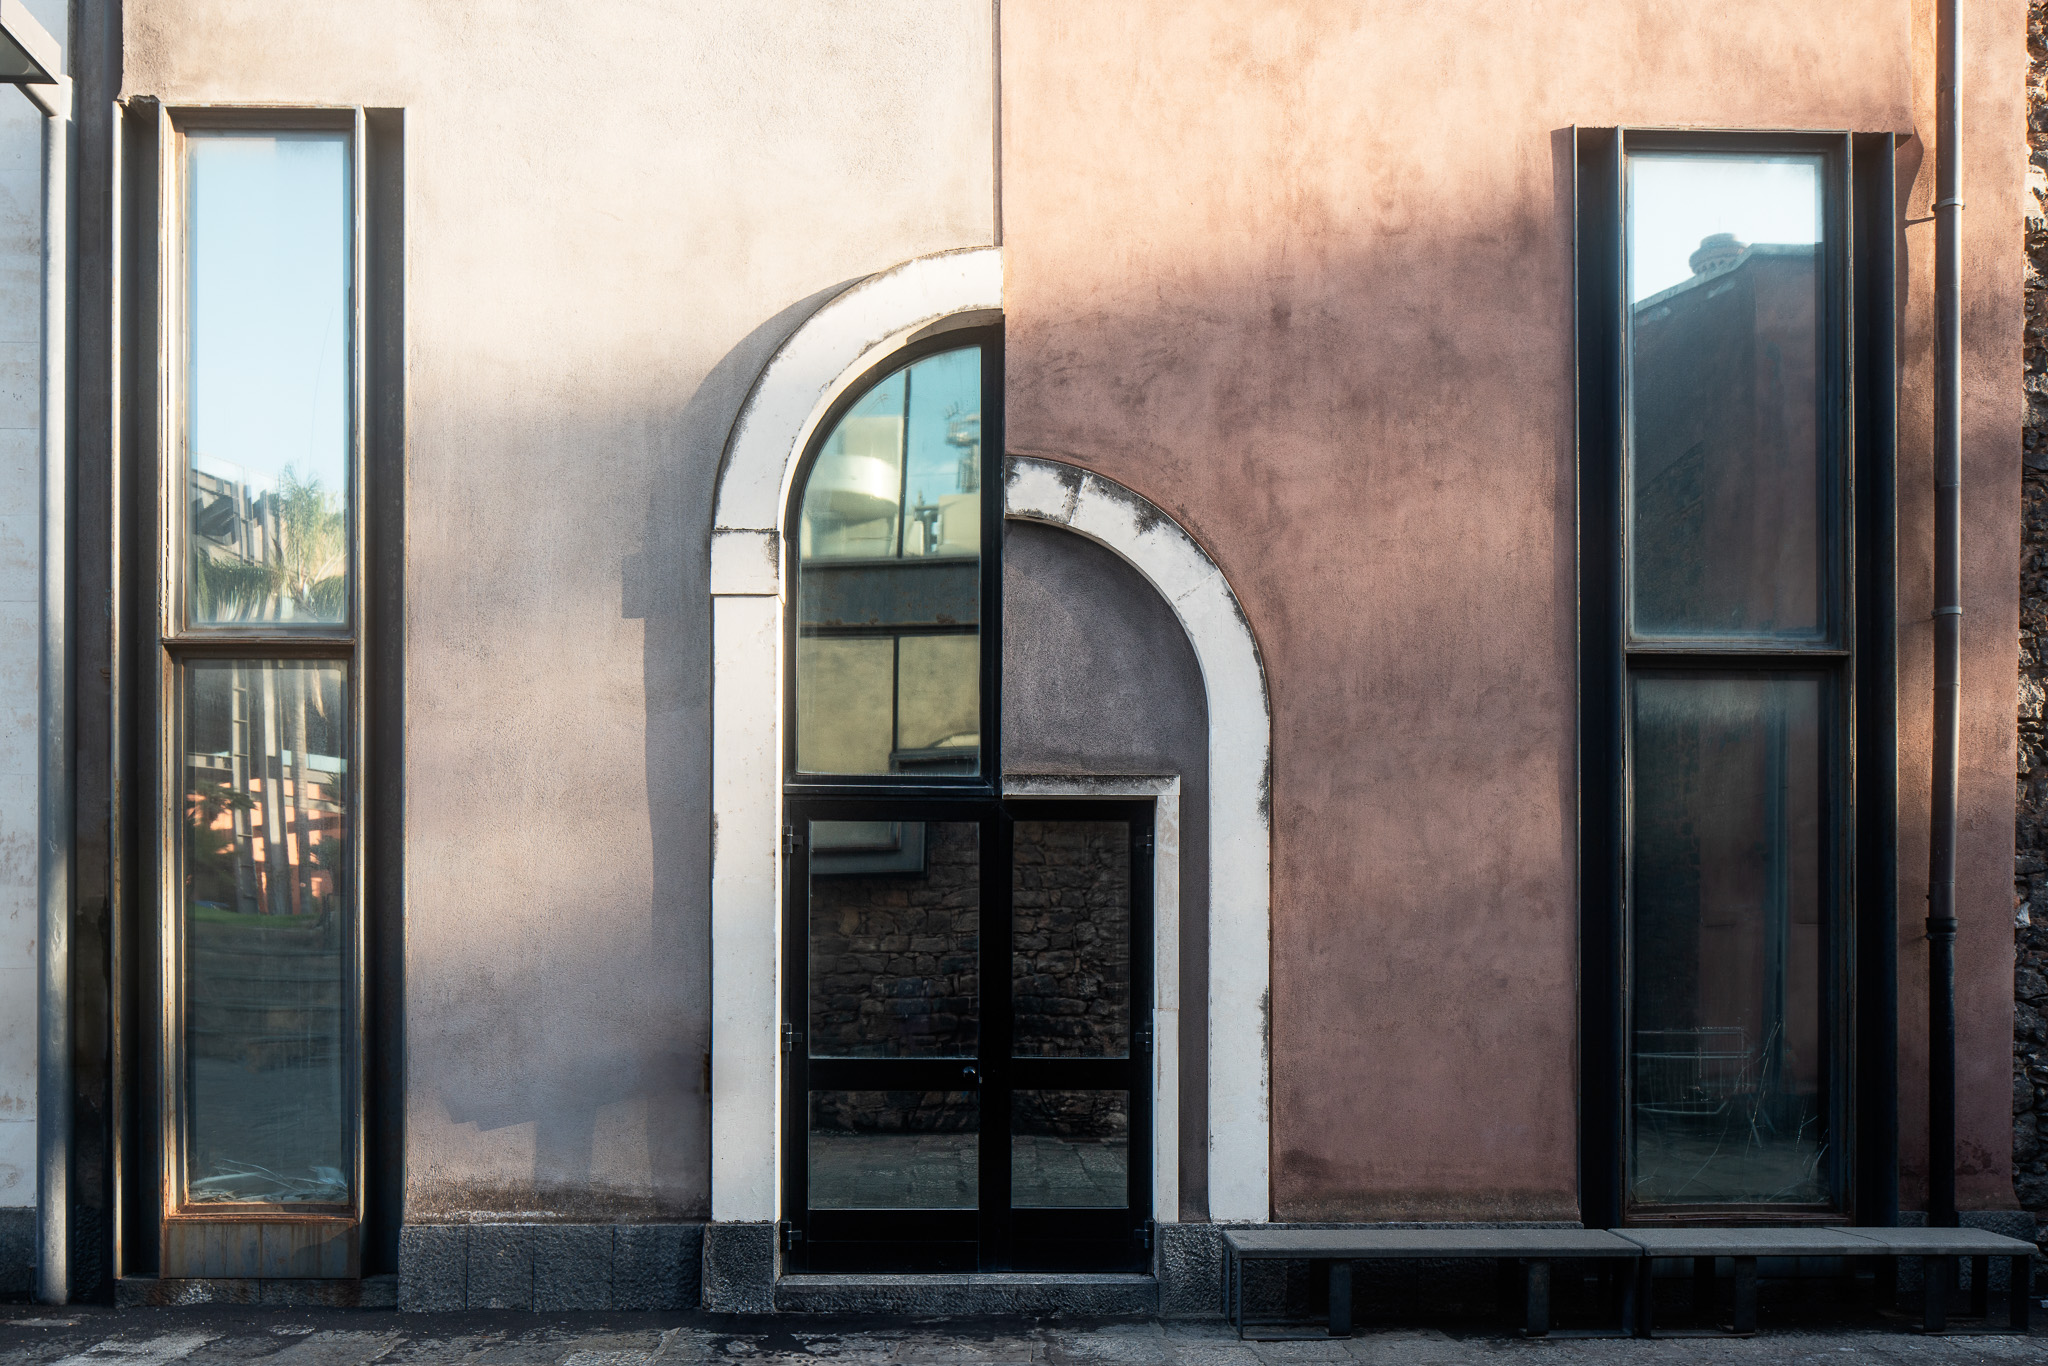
1001 0 2023 1219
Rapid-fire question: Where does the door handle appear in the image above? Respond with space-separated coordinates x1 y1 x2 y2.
962 1065 979 1084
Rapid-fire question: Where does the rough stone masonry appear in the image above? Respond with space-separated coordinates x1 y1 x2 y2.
2015 0 2048 1261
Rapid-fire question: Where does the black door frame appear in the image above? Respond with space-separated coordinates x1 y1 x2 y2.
782 795 1155 1273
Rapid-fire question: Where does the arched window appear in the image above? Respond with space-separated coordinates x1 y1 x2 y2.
780 328 1157 1273
792 334 999 782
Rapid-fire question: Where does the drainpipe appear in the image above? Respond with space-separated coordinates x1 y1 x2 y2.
1927 0 1963 1231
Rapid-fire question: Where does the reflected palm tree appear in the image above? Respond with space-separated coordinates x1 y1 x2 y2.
190 463 346 622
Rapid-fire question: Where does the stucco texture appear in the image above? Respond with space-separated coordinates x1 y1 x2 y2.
1000 0 2022 1219
123 0 995 1219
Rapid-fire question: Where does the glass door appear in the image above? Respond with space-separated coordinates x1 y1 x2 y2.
784 799 1152 1272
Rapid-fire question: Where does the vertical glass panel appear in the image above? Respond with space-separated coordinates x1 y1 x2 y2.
1012 1091 1128 1208
1012 819 1130 1058
809 1091 979 1209
808 820 979 1058
796 347 982 774
181 659 351 1204
185 131 352 627
1627 154 1825 639
1629 676 1826 1205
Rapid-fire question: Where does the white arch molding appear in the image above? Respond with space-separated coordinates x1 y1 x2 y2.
707 246 1273 1229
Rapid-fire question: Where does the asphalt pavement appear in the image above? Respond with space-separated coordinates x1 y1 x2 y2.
3 1305 2048 1366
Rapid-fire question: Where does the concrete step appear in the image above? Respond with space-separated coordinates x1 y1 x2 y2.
773 1271 1157 1316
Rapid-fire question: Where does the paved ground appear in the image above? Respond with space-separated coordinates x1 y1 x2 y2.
3 1306 2047 1366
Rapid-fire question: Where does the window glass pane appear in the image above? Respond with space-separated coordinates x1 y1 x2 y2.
1629 675 1826 1205
186 131 351 627
809 1090 979 1209
1012 819 1130 1059
1012 1091 1128 1208
808 820 979 1058
1627 154 1825 639
796 347 981 774
181 659 351 1204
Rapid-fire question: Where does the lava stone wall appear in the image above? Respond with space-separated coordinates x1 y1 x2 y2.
1010 818 1132 1061
808 820 983 1065
2017 0 2048 1243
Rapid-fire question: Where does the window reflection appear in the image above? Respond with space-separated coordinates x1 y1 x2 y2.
796 347 981 775
181 659 351 1204
808 820 980 1058
185 132 351 626
1012 820 1130 1059
1011 1091 1128 1208
809 1091 980 1209
1627 154 1825 639
1629 675 1826 1205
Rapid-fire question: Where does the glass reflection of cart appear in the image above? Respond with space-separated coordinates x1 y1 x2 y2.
1633 1027 1753 1123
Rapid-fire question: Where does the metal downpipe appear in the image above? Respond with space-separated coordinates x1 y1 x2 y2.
1927 0 1963 1230
32 73 73 1305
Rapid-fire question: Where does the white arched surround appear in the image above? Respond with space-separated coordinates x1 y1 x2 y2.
708 246 1273 1229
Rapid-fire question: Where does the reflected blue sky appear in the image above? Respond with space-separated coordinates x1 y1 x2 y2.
1627 154 1820 302
903 346 979 507
187 132 350 496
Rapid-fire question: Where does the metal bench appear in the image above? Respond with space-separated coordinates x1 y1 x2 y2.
1617 1226 2036 1336
1615 1227 1881 1335
1221 1227 1642 1338
1826 1226 2035 1333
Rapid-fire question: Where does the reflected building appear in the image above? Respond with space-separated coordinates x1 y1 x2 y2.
797 349 985 776
1627 235 1828 1205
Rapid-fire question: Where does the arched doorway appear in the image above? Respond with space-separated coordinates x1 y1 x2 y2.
706 248 1271 1288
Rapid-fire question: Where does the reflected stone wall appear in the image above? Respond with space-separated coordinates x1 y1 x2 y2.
807 819 1131 1139
808 820 982 1063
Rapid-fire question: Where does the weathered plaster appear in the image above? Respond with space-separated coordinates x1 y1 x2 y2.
123 0 996 1222
1001 0 2020 1218
1002 519 1212 1218
1004 456 1272 1223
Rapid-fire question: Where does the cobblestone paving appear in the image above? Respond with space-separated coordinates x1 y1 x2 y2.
3 1308 2047 1366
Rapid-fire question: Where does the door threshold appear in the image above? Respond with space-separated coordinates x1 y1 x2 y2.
772 1271 1158 1316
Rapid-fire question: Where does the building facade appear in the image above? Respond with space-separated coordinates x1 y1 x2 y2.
0 0 2042 1313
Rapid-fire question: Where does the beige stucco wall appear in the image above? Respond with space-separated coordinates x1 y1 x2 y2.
1001 0 2023 1218
0 0 66 1215
123 0 996 1220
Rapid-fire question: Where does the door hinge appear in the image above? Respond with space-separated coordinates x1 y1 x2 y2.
1132 1219 1156 1250
782 1023 803 1054
1135 830 1154 852
778 1219 803 1252
783 824 804 855
1135 1017 1153 1053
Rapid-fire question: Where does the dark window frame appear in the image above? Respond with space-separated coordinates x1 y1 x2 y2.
111 99 406 1280
1575 127 1898 1228
782 325 1004 800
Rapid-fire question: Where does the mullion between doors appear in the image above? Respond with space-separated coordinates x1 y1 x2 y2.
978 806 1015 1269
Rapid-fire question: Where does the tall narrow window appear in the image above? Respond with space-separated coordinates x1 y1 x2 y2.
1624 150 1837 1209
161 118 364 1274
1579 130 1896 1224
